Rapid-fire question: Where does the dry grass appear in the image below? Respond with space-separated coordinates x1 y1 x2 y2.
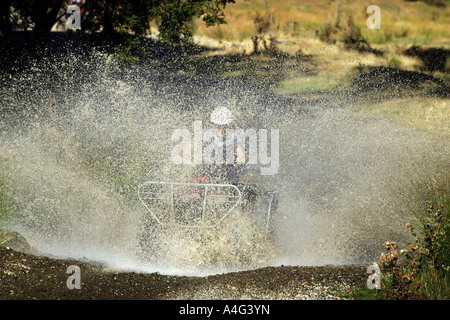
191 0 450 138
275 73 340 94
194 0 450 47
353 97 450 137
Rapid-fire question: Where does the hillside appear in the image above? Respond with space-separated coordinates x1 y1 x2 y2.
194 0 450 48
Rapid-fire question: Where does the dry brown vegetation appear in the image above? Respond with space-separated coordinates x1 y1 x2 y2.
190 0 449 136
195 0 450 46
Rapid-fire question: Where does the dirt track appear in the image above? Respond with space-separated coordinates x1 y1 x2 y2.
0 246 368 301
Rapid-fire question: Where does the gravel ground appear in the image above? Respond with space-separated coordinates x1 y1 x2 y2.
0 246 367 300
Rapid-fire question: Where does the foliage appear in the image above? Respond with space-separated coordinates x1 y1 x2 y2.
407 179 450 275
384 178 449 299
9 0 65 39
105 31 150 65
150 0 236 44
348 178 449 300
319 14 382 56
81 0 236 44
387 55 403 68
0 0 238 62
112 36 141 65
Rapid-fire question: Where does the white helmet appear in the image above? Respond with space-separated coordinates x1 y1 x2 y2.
211 107 233 125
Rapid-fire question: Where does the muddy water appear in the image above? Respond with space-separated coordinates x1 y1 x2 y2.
0 45 447 276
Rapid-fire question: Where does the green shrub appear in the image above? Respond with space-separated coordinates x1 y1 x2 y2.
111 32 147 65
346 177 449 300
388 55 403 68
408 178 449 274
381 178 449 299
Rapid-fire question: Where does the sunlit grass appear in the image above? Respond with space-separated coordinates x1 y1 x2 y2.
194 0 450 48
275 74 341 94
353 97 450 137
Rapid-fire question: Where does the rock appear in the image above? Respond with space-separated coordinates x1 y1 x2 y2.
0 229 33 253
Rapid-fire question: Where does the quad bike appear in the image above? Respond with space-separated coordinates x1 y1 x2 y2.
136 165 279 263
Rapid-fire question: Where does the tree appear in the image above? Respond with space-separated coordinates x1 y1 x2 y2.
0 0 238 65
150 0 236 44
10 0 65 40
0 0 14 54
82 0 236 44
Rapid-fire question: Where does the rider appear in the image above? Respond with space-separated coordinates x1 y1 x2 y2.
209 107 245 185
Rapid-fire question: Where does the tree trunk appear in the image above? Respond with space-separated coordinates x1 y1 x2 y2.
0 0 13 39
30 0 65 43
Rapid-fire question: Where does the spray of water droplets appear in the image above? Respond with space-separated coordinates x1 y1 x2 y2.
0 42 447 276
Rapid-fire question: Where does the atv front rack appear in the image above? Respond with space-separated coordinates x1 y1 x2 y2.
138 181 242 229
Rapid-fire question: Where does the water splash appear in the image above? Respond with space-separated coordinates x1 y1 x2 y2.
0 41 447 276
